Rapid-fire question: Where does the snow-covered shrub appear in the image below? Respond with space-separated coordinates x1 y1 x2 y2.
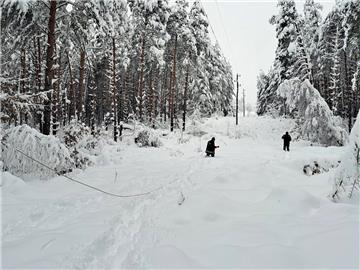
76 134 106 156
278 79 348 146
331 111 360 202
70 148 93 169
1 125 74 179
135 127 162 147
59 120 91 148
59 121 107 168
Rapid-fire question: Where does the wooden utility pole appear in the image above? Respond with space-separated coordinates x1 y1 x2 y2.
236 74 239 125
243 87 246 117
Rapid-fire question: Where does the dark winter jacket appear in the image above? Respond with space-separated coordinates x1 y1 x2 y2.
206 139 216 153
282 133 292 145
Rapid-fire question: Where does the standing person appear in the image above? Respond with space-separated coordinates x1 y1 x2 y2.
206 137 219 157
282 131 292 151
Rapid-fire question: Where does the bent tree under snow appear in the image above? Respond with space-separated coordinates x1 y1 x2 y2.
332 111 360 201
2 125 74 179
278 78 348 146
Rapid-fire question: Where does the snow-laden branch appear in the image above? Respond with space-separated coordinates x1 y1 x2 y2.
278 78 348 146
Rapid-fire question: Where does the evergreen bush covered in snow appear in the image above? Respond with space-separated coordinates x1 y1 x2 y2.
278 78 348 146
1 125 74 179
135 127 162 147
59 121 91 148
331 111 360 201
58 121 106 168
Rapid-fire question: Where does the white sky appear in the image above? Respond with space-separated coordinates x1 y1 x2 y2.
200 0 335 105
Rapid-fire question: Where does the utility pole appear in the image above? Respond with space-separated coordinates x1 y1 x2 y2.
243 87 246 117
236 74 239 125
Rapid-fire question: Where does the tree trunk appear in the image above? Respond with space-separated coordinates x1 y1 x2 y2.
343 51 352 131
77 49 86 121
67 53 75 122
42 0 57 135
148 68 154 126
52 49 59 135
138 33 145 122
170 35 177 132
123 68 129 121
182 54 190 131
34 36 43 130
36 36 42 92
112 37 118 142
19 47 27 124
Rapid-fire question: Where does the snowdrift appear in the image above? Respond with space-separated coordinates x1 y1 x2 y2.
278 79 348 146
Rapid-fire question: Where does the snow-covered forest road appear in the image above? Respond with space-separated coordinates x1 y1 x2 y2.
2 117 359 268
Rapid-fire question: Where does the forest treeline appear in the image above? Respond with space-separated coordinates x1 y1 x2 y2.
257 0 360 131
1 0 234 140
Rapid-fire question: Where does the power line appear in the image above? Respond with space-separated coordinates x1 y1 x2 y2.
214 0 234 60
199 0 241 94
198 0 223 53
1 141 179 198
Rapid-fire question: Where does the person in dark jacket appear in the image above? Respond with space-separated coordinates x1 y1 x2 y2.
282 131 292 151
206 137 219 157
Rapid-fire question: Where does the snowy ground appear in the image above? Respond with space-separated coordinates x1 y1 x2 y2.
1 116 359 269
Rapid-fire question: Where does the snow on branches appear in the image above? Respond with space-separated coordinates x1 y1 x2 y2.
0 91 49 124
2 125 74 180
278 78 348 146
331 111 360 202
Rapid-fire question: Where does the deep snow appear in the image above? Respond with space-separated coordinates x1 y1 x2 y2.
1 116 359 268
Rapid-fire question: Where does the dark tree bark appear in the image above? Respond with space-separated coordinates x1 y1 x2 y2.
111 37 118 142
42 0 57 135
182 53 190 131
77 49 86 121
170 35 177 132
67 53 75 122
137 33 145 122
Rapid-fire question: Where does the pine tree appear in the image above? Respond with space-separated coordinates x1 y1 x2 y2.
270 0 298 81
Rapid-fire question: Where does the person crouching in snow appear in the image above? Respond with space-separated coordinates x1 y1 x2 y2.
206 137 219 157
282 131 292 151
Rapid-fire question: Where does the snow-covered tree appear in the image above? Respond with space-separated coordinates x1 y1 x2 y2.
270 0 298 81
331 110 360 201
2 125 74 179
278 78 348 146
302 0 322 87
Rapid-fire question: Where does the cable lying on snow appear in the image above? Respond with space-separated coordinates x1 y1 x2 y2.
1 141 179 198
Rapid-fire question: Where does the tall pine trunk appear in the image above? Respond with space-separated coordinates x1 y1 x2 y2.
148 68 154 126
67 53 75 122
20 47 27 124
42 0 57 135
77 49 86 121
170 35 177 132
52 49 59 135
138 33 145 122
112 37 118 142
182 53 190 131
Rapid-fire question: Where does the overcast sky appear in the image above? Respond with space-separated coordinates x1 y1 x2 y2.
200 0 335 105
